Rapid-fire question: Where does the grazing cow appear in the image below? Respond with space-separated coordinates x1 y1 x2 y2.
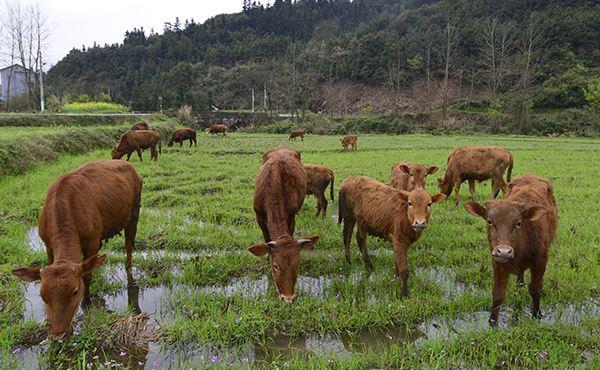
463 174 557 325
303 164 335 217
340 135 358 151
339 176 446 296
438 146 514 205
288 129 305 141
12 160 142 340
206 124 228 137
249 148 319 303
168 128 197 147
111 130 162 161
390 162 438 191
130 121 149 131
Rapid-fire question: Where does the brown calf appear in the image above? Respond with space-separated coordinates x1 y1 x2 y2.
303 164 335 217
112 130 162 161
339 176 446 296
390 162 438 191
12 160 142 340
130 121 149 131
249 148 319 303
464 174 557 325
168 128 197 147
340 135 358 151
438 146 514 205
206 124 228 137
288 129 304 141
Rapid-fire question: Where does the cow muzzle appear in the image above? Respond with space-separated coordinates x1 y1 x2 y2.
50 332 67 341
492 245 514 263
412 219 427 232
279 294 296 304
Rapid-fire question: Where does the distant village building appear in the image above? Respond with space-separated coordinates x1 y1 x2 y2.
0 64 33 102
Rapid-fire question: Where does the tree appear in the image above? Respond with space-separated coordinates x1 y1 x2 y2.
478 18 516 97
438 20 459 119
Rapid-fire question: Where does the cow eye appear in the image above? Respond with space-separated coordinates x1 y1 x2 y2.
410 173 414 177
273 264 280 272
408 201 413 207
72 289 78 297
428 202 432 207
516 221 522 228
487 220 493 226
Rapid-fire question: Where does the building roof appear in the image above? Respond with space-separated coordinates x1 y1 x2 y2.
0 64 31 73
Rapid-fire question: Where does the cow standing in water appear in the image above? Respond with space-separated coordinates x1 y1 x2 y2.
390 162 438 191
463 174 557 325
249 147 319 303
338 176 446 296
438 146 513 205
12 161 142 340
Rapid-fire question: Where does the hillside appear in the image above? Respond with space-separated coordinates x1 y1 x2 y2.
47 0 600 116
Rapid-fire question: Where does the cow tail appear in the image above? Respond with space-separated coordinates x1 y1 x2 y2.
338 189 345 224
159 139 162 155
330 174 335 202
507 153 513 183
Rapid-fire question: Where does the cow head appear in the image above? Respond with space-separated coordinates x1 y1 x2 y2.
463 201 547 263
12 255 106 340
398 189 446 232
437 175 453 197
248 236 319 303
111 147 124 159
397 163 438 190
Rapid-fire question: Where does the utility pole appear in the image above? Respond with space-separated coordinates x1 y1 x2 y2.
263 84 267 111
252 89 255 112
159 96 163 114
39 50 45 112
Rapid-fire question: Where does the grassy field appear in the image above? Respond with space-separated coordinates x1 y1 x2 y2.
0 133 598 369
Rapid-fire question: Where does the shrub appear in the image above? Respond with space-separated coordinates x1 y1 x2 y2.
59 102 129 114
583 80 600 112
533 66 589 109
177 105 193 123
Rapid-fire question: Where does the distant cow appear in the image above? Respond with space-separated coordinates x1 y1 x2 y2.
288 129 304 141
463 174 557 325
112 130 162 161
341 135 358 151
438 146 514 205
303 164 335 217
390 162 438 191
339 176 445 296
130 121 149 131
249 148 319 303
206 124 228 137
12 161 142 340
168 128 197 147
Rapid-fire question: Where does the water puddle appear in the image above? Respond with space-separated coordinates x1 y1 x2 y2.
26 227 44 252
417 266 483 300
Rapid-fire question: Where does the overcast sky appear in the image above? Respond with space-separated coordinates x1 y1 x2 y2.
40 0 253 67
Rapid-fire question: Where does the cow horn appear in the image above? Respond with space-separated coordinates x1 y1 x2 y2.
297 239 312 245
267 241 278 248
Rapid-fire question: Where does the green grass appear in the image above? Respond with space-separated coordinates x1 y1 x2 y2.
0 133 598 368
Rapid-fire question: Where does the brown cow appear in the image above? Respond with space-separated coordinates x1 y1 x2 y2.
168 128 197 147
249 148 319 303
463 174 557 325
111 130 162 161
130 121 149 131
438 146 514 205
262 146 301 164
390 162 438 191
339 176 446 296
12 160 142 340
340 135 358 151
206 124 228 137
288 129 304 141
303 164 335 217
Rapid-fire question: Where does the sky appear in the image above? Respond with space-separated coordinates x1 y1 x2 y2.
39 0 251 67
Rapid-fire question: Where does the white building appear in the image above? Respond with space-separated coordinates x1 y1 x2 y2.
0 64 33 102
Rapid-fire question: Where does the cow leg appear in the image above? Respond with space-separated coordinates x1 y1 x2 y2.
529 261 547 319
356 224 373 271
180 141 183 147
468 179 477 201
490 266 509 326
135 146 143 161
81 238 102 307
316 191 327 218
126 152 132 161
124 195 141 270
256 214 270 243
342 217 356 264
315 199 322 217
392 238 410 297
454 181 462 205
151 146 158 161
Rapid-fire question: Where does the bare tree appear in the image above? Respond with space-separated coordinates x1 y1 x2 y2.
438 20 459 119
478 18 516 97
424 29 434 111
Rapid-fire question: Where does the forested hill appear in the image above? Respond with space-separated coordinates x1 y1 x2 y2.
47 0 600 113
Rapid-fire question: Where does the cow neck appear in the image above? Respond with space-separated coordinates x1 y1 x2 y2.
51 233 83 262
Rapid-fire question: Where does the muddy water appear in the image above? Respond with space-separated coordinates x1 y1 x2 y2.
417 266 483 300
26 227 45 252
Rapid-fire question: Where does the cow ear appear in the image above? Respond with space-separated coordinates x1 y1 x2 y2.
431 193 446 204
298 236 319 250
248 243 269 257
463 202 486 219
428 166 439 174
12 267 41 282
399 164 411 174
81 254 107 275
522 206 547 222
398 190 410 201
